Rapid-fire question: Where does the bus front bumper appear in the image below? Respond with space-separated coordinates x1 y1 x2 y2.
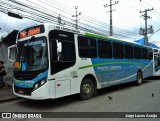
13 84 50 100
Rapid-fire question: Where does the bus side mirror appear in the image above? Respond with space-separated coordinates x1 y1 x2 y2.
57 40 62 53
8 44 16 62
56 40 62 61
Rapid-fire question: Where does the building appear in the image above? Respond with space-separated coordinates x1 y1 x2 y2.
0 30 18 84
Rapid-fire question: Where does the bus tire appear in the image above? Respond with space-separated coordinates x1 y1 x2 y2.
136 72 143 86
79 78 95 100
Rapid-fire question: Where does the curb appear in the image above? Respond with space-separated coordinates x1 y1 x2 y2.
0 97 22 103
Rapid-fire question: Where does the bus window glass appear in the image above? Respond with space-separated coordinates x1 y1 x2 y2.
58 41 75 61
141 48 148 59
78 36 97 58
148 48 153 60
113 43 124 59
49 30 76 75
124 45 133 59
49 31 75 62
98 40 112 58
134 47 141 59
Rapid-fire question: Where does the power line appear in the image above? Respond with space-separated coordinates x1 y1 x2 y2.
0 0 142 40
139 0 160 27
24 0 140 38
35 0 130 36
24 0 141 38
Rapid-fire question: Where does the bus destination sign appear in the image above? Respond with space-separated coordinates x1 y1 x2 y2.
18 25 45 39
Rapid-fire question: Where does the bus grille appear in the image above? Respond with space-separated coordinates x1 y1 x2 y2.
14 86 33 96
14 74 37 80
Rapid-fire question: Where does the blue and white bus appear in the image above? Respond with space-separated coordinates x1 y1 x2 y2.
8 23 153 100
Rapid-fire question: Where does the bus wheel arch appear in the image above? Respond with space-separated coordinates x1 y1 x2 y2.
136 70 143 86
79 74 97 100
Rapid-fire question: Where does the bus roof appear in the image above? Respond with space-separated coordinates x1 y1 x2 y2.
83 31 151 48
17 23 152 49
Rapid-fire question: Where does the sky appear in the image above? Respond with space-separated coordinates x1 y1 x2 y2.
0 0 160 45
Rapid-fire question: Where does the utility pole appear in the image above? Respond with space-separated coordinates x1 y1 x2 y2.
104 0 119 36
139 8 154 45
57 14 62 27
57 14 65 29
72 6 82 30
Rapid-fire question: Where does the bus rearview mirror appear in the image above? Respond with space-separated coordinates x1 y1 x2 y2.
57 41 62 53
8 44 16 62
56 40 62 61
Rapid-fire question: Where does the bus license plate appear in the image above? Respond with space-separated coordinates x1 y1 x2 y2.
18 90 24 94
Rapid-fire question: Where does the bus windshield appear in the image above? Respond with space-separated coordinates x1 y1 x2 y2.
15 37 48 71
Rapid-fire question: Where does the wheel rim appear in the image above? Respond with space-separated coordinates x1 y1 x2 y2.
138 73 142 83
82 84 92 95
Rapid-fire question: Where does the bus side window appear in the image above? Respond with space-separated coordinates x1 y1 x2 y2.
134 47 141 59
61 41 75 62
78 36 97 58
148 48 153 60
141 48 148 59
124 45 133 59
98 40 112 58
113 43 124 59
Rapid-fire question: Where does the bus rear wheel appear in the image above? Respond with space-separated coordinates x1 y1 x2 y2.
80 78 95 100
136 72 143 86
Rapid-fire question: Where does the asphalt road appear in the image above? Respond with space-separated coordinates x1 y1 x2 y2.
0 77 160 121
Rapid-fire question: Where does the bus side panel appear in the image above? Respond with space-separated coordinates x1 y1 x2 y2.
110 60 137 85
142 61 153 78
77 58 102 89
91 58 153 87
91 59 138 87
91 58 114 88
55 80 71 98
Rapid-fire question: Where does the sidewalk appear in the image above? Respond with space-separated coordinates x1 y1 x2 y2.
0 84 21 103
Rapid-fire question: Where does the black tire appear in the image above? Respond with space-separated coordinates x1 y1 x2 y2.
136 72 143 86
79 78 95 100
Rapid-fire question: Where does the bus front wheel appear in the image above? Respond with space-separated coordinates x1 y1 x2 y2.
80 78 95 100
136 72 143 86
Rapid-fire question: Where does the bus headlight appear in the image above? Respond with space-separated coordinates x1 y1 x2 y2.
34 83 39 90
41 79 46 85
33 79 47 90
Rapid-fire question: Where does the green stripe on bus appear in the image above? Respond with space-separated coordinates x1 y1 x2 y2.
85 32 108 39
85 32 121 41
79 62 146 70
